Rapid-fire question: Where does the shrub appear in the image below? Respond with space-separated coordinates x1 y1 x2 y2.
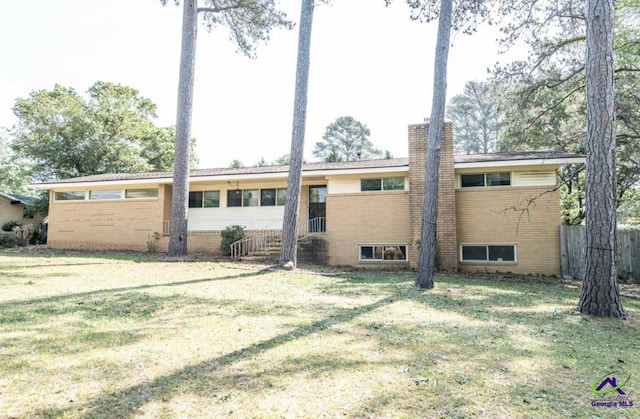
0 231 16 248
146 232 161 253
13 224 34 247
220 225 246 256
2 220 21 232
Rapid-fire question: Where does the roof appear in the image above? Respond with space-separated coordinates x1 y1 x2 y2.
32 151 585 189
33 158 410 188
454 150 582 163
0 192 37 204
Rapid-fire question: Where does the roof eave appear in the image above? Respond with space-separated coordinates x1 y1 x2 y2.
32 164 410 189
454 156 586 170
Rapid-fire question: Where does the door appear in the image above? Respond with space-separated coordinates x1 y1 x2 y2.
308 185 326 233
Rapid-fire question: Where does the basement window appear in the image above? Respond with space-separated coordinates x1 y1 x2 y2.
460 245 516 262
359 245 408 261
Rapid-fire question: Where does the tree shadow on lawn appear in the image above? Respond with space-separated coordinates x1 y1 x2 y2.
30 295 400 418
22 269 640 418
0 267 274 312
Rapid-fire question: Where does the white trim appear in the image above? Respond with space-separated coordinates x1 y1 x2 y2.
455 157 585 169
33 165 410 189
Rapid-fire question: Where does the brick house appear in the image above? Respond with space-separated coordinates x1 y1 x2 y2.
34 122 584 275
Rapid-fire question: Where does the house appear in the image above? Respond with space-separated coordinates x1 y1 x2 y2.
0 192 43 229
33 122 584 275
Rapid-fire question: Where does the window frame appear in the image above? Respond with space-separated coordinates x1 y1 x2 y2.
360 176 405 192
189 190 220 208
124 188 159 199
460 172 511 188
359 244 408 262
89 189 122 200
53 191 86 201
460 244 516 263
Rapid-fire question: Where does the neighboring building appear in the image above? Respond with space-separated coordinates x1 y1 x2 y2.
33 123 584 275
0 192 43 229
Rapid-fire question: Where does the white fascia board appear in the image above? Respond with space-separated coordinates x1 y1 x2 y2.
306 166 409 177
34 165 410 189
32 177 173 189
454 156 585 170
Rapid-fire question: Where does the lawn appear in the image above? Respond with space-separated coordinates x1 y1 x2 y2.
1 250 640 418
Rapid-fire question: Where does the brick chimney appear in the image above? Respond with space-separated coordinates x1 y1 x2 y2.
408 121 457 271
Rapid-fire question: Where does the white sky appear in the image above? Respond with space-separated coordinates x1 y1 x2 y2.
0 0 516 169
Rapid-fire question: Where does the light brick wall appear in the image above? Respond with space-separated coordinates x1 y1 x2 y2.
47 185 167 252
408 122 458 271
324 191 410 266
456 186 561 275
187 231 222 253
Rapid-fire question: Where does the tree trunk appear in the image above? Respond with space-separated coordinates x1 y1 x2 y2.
168 0 197 257
280 0 315 268
415 0 453 289
578 0 625 318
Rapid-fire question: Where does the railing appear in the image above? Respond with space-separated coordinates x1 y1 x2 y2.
230 229 283 260
307 217 326 233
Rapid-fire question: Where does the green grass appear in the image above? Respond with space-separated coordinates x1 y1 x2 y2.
1 251 640 418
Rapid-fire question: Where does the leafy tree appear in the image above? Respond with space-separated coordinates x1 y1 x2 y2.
229 159 244 168
9 82 184 181
274 154 290 165
312 116 382 162
578 0 625 318
618 188 640 225
161 0 292 257
0 131 33 193
447 80 502 154
280 0 317 268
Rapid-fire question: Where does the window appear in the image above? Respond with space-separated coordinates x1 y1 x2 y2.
203 190 220 208
89 189 121 200
461 172 511 188
461 245 516 262
243 189 259 207
261 188 287 206
125 188 158 199
54 191 85 201
360 176 405 191
227 190 243 207
228 188 285 207
359 245 408 261
189 190 220 208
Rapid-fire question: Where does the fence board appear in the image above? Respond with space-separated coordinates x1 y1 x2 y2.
559 225 640 281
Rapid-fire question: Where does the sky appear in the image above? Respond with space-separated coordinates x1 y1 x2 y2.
0 0 519 170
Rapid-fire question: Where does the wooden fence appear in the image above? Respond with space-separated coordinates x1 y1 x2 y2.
559 225 640 281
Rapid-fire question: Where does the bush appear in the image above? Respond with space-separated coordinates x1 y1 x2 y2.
2 220 21 232
0 231 16 248
220 225 246 256
13 224 33 247
146 232 161 253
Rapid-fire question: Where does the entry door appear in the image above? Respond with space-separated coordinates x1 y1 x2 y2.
308 185 326 233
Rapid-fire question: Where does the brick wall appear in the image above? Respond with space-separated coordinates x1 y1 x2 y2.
47 186 167 252
324 191 410 266
456 186 561 275
408 122 457 271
